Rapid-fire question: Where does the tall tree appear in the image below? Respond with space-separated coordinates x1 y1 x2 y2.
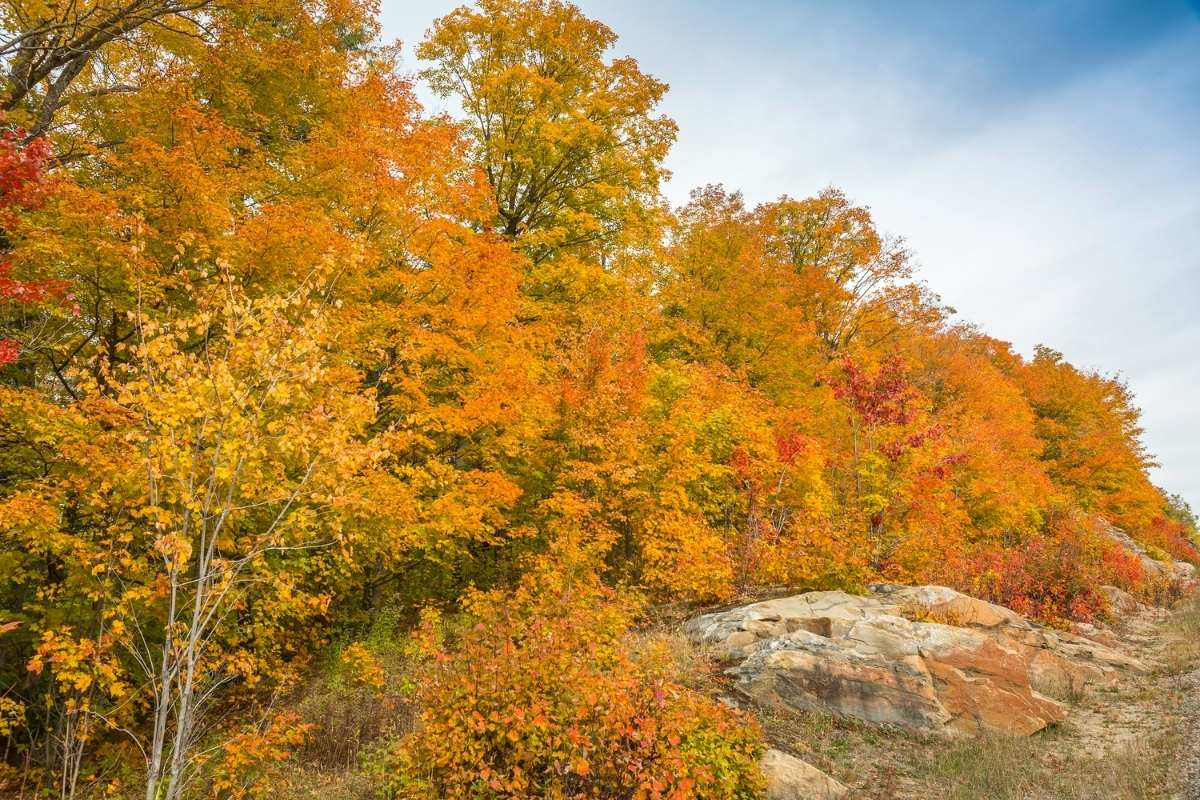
418 0 676 265
1019 345 1160 531
0 0 215 136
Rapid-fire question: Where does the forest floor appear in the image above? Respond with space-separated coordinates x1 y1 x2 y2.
752 593 1200 800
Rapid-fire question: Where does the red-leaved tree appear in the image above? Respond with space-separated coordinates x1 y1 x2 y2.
0 127 62 367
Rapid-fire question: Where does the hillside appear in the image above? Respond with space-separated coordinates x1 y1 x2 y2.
0 0 1197 798
685 581 1200 799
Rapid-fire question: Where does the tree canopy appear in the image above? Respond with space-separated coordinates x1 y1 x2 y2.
0 0 1193 797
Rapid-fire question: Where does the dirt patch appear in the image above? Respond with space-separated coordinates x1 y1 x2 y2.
1171 597 1200 800
1181 667 1200 800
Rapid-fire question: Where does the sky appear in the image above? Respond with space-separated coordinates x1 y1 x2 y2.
378 1 1200 511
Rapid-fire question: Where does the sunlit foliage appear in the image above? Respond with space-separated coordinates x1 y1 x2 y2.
0 0 1191 795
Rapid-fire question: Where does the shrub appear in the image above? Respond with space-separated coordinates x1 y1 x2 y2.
1138 516 1200 565
204 712 312 800
385 559 764 799
1139 574 1189 608
957 514 1196 624
947 516 1110 623
1098 542 1146 594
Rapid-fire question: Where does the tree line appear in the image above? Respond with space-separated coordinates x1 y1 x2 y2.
0 0 1196 797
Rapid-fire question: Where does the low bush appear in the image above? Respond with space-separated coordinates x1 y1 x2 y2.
947 516 1111 623
1137 516 1200 565
385 556 764 799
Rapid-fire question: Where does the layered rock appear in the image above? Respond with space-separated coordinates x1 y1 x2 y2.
686 585 1150 737
870 584 1150 697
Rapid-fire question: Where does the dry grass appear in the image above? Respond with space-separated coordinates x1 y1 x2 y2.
895 599 965 627
292 678 412 770
910 727 1177 800
752 702 1181 800
1161 593 1200 675
259 767 380 800
262 607 423 800
753 703 926 794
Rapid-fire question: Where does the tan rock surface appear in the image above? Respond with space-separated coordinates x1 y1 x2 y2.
760 748 849 800
686 584 1153 736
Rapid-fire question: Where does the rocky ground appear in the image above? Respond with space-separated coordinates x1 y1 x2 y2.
686 586 1200 800
1180 664 1200 800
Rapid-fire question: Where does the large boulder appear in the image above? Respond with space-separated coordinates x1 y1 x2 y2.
686 585 1150 737
760 749 848 800
688 591 881 661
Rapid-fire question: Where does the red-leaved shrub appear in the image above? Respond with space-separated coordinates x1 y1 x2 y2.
947 516 1114 623
1138 516 1200 565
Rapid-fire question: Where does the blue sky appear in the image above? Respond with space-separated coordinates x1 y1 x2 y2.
380 1 1200 512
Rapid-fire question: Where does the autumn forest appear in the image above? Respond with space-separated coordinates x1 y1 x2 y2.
0 0 1197 798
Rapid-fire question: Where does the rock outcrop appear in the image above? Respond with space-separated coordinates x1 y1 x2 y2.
871 584 1150 697
1096 519 1197 584
1099 584 1152 617
760 749 848 800
686 585 1150 737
